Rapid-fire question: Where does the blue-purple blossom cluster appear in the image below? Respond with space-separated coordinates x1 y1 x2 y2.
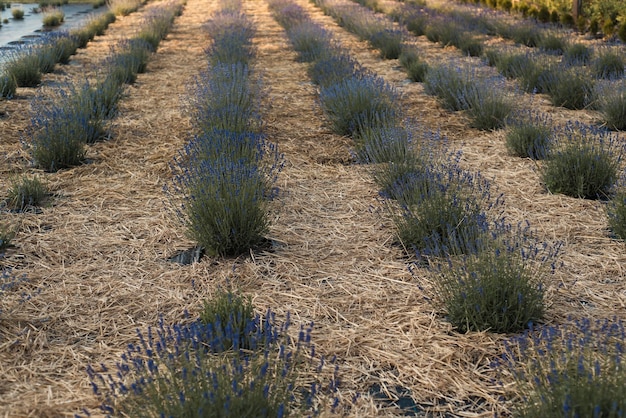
498 318 626 417
86 311 339 417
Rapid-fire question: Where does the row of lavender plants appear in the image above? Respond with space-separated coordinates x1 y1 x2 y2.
337 0 626 209
0 11 117 97
1 1 168 313
23 0 183 173
375 0 626 131
311 0 515 131
87 2 338 416
274 0 626 416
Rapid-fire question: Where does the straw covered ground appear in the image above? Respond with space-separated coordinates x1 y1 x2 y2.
1 0 625 416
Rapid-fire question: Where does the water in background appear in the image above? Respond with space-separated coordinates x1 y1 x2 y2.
0 3 109 63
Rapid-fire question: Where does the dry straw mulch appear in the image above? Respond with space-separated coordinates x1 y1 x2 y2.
0 0 625 416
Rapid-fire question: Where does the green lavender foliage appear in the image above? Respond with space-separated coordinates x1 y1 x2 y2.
5 175 49 212
431 222 556 333
505 111 553 159
541 123 622 200
607 191 626 240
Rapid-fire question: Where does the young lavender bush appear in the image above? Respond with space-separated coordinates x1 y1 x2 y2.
4 46 44 87
500 318 626 417
388 157 498 258
563 42 592 66
313 0 402 59
205 10 256 65
423 63 473 111
27 87 93 171
371 127 445 200
353 122 413 164
86 312 339 417
596 80 626 131
592 48 625 79
268 0 308 30
0 72 17 99
199 289 256 351
505 110 553 159
168 131 282 257
319 74 401 137
369 28 404 59
430 221 558 333
491 50 532 79
542 66 594 110
308 52 365 88
0 225 15 252
187 62 262 135
136 1 182 52
5 175 49 212
107 39 153 85
607 191 626 240
537 32 566 55
398 48 428 82
286 21 333 63
463 76 513 131
541 123 622 200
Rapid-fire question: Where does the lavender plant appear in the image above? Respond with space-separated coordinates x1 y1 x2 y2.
199 289 255 351
592 49 625 79
187 63 262 135
319 75 401 137
500 318 626 417
353 122 413 164
5 175 49 212
136 1 182 52
607 190 626 240
492 50 534 79
537 32 566 54
0 72 16 99
596 80 626 131
388 159 497 258
542 66 595 110
205 10 256 65
423 64 474 111
541 123 622 200
372 128 445 200
430 222 557 333
505 111 553 159
268 0 308 29
308 52 364 88
27 81 111 171
463 76 513 131
107 39 153 85
168 131 282 257
285 21 333 63
369 28 404 59
86 313 339 417
0 225 15 252
312 0 402 59
563 43 592 66
42 31 79 65
4 46 44 87
398 48 428 82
